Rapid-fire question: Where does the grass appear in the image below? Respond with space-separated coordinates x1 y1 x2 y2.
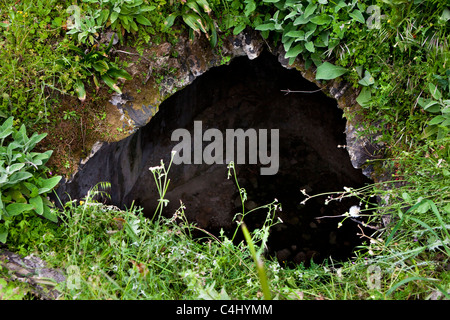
3 148 449 300
0 0 449 300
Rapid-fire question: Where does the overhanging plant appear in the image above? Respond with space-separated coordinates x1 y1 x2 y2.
0 117 62 243
56 36 132 101
163 0 218 47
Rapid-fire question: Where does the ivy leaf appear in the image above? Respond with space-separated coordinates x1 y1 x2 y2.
315 62 348 80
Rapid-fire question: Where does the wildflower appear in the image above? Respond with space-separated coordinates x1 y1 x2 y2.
79 200 84 205
149 165 164 172
348 205 361 218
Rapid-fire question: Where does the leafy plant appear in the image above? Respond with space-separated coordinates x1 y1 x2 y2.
0 278 27 300
255 0 368 72
418 81 450 140
66 4 104 45
163 0 218 47
83 0 155 41
0 117 62 243
56 37 132 101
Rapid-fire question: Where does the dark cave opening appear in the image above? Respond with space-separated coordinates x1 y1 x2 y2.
57 50 374 266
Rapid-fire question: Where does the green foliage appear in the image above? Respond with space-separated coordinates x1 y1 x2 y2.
80 0 156 43
56 37 132 100
66 4 104 45
163 0 218 47
418 79 450 140
0 117 61 243
254 0 368 71
0 0 73 125
0 278 27 300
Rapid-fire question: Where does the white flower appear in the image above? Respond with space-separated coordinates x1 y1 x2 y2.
348 205 361 218
149 165 164 172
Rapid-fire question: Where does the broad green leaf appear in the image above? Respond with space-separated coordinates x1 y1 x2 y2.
421 125 439 139
182 13 204 32
25 132 47 152
284 44 303 58
285 30 305 39
441 117 450 127
42 205 58 223
6 172 33 185
255 22 275 31
98 9 110 25
92 60 109 73
244 0 256 16
6 163 24 174
135 14 151 26
293 14 310 25
130 20 139 32
186 0 202 15
358 70 375 86
110 11 120 24
102 74 122 94
9 190 26 203
349 9 365 24
428 115 445 125
140 5 156 12
423 101 441 113
283 38 295 52
0 226 7 244
428 83 442 100
356 86 372 107
30 196 44 215
24 182 40 198
0 117 14 140
107 68 132 81
5 203 34 216
305 41 315 52
163 13 178 30
233 24 246 35
310 14 332 25
315 62 348 80
38 176 62 195
74 79 86 102
304 3 318 19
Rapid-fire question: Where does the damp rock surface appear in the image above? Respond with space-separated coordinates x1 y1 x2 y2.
57 51 372 265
